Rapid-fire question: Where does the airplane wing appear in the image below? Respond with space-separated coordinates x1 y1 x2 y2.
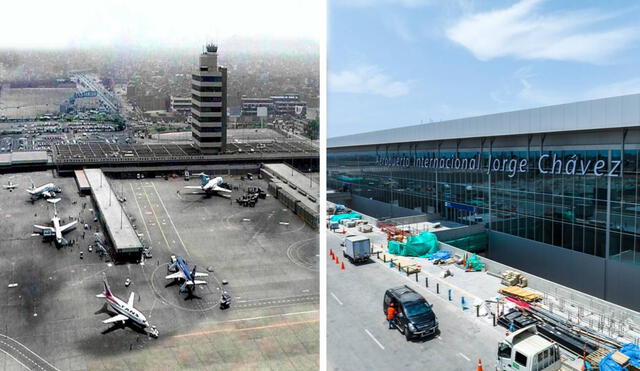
194 272 209 277
42 191 52 198
60 220 78 233
102 314 128 324
127 292 135 307
184 186 203 189
212 185 232 193
165 271 186 280
33 225 54 232
185 280 208 286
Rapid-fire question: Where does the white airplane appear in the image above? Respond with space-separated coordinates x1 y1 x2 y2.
165 256 208 293
96 275 149 328
183 173 232 197
26 182 61 201
33 199 77 246
2 180 17 191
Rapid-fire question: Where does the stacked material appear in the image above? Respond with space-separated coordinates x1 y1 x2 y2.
499 286 542 302
330 212 362 223
600 344 640 371
501 270 528 287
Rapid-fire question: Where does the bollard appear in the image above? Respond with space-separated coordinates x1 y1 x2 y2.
448 289 452 301
492 313 496 326
383 254 386 263
476 305 480 317
415 272 418 282
436 283 439 294
398 262 401 272
376 251 381 260
425 277 429 288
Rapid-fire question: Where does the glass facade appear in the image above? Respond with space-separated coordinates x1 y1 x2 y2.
328 143 640 266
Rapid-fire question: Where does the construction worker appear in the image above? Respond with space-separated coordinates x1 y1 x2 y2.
387 302 397 329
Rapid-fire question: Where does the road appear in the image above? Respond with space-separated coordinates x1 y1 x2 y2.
0 334 60 371
327 231 503 371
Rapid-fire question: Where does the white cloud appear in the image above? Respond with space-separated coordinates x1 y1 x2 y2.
383 16 415 42
446 0 640 63
329 65 411 97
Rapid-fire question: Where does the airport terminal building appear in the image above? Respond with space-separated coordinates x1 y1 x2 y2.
328 94 640 311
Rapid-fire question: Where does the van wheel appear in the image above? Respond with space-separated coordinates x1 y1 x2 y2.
405 329 412 341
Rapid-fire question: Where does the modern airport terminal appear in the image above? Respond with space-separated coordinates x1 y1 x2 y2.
329 93 640 311
327 93 640 369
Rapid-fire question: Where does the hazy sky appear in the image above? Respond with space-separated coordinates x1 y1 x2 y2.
329 0 640 137
0 0 321 49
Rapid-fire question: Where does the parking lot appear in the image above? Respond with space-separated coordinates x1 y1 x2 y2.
0 171 319 370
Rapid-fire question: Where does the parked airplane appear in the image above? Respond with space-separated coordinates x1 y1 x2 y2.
2 180 17 191
184 173 232 197
96 275 149 328
166 256 208 293
33 199 77 246
26 182 61 201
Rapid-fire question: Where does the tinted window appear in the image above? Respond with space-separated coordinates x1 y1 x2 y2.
515 351 527 366
403 301 432 317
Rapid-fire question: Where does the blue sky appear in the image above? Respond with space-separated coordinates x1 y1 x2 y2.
328 0 640 137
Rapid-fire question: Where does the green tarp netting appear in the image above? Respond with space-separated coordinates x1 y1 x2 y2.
465 253 485 271
388 232 439 258
444 233 487 253
330 213 362 223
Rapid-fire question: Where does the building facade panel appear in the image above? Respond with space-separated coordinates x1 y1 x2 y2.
328 95 640 310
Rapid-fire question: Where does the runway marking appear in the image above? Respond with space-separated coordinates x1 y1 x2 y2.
330 292 343 306
223 310 319 324
172 318 318 339
140 184 172 252
458 352 471 362
0 348 30 370
364 329 385 350
131 182 152 244
0 334 60 371
150 182 190 258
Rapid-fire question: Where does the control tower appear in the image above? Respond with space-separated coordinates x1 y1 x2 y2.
191 43 227 154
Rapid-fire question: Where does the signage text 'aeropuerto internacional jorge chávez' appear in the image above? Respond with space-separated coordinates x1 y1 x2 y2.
375 153 622 178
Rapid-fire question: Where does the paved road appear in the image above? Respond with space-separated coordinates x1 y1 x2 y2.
0 334 59 371
327 232 503 371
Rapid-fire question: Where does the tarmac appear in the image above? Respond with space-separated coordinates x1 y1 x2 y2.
0 171 319 370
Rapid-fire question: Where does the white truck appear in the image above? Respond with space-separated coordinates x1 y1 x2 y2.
342 235 371 264
497 325 566 371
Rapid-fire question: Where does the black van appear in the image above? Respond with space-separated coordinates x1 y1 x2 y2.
383 285 438 341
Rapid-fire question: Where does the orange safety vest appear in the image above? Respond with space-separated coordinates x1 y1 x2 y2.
387 306 396 320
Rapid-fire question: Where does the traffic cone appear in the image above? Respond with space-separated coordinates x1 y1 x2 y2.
341 261 345 270
335 257 340 265
476 359 484 371
330 249 334 257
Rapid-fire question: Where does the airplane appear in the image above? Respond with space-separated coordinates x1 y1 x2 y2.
2 180 17 191
183 173 232 197
96 275 149 328
33 199 77 246
166 256 208 293
26 182 61 202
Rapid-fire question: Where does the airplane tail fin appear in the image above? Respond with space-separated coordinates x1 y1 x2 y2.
99 274 113 298
198 173 210 186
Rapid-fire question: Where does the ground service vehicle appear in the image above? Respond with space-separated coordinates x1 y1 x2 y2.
497 325 563 371
342 235 371 263
383 285 438 341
